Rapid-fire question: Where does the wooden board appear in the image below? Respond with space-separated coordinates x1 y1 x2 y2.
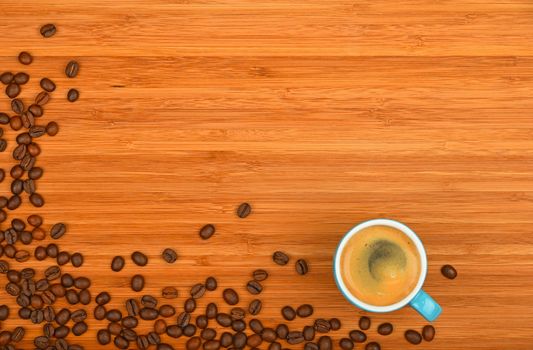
0 1 532 349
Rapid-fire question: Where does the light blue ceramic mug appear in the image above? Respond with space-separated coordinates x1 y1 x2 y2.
333 219 442 322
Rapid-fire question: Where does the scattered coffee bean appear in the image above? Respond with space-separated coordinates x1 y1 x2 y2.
405 329 422 344
276 324 289 339
0 72 13 84
220 332 232 347
131 274 145 292
281 306 296 321
196 314 208 328
318 336 332 350
6 83 21 98
349 330 366 342
314 319 331 333
162 286 178 299
111 256 125 271
94 306 107 320
216 313 232 327
114 335 129 349
297 304 314 318
65 60 79 78
50 223 67 239
186 337 201 350
40 78 56 92
304 342 319 350
132 251 148 266
97 329 111 345
162 248 177 263
248 333 263 347
249 299 262 315
303 325 315 341
206 303 217 319
190 283 206 299
201 328 217 340
329 318 341 330
246 280 263 294
71 252 83 267
422 325 435 341
233 332 247 348
377 322 393 335
296 259 309 275
125 298 140 316
0 305 9 320
199 224 215 239
231 307 246 320
57 251 70 265
273 251 289 265
67 88 79 102
40 24 57 37
236 202 252 218
184 298 196 313
339 338 354 350
159 304 176 317
177 311 191 328
359 316 371 330
14 72 29 84
223 288 239 305
18 52 33 65
11 98 24 114
183 324 197 336
167 325 182 338
441 264 457 279
72 321 88 336
366 342 381 350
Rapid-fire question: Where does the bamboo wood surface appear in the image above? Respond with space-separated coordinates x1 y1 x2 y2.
0 0 532 349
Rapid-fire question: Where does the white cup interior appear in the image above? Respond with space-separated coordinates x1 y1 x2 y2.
333 219 427 312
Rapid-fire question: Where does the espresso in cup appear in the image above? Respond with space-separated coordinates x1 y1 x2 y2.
339 225 421 306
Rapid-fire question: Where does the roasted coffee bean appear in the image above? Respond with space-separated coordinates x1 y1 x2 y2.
0 140 5 153
42 290 55 305
29 104 43 117
65 289 79 304
71 309 87 323
27 143 41 156
29 126 46 137
422 325 435 341
122 328 138 341
220 332 232 347
121 315 138 328
55 308 70 325
45 265 61 280
6 83 20 98
131 274 145 291
281 306 296 321
21 278 36 294
11 326 24 342
296 304 313 318
11 218 24 231
366 342 381 350
205 276 217 291
287 331 305 344
21 113 35 130
14 72 29 84
216 313 232 327
0 261 9 274
65 60 79 78
183 298 196 313
4 244 16 258
43 306 55 322
97 329 111 345
7 195 21 210
0 72 13 84
236 202 252 218
15 250 30 262
203 340 220 350
206 302 217 319
108 321 122 335
318 336 333 350
139 307 158 320
304 342 318 350
57 251 70 265
13 144 26 160
191 283 206 299
377 322 393 335
253 269 268 281
34 92 49 107
329 318 341 330
0 113 8 125
349 330 367 343
74 276 91 289
230 307 246 320
94 305 106 320
196 314 208 329
158 343 174 350
50 223 67 239
135 335 149 350
19 307 31 319
17 294 30 307
10 116 23 131
246 280 263 294
199 224 215 239
29 193 44 207
11 99 24 114
71 252 83 267
273 251 289 265
223 288 239 305
126 298 139 316
296 259 309 275
275 323 289 339
34 335 49 349
339 338 354 350
248 334 262 347
186 337 201 350
23 179 36 194
46 243 59 257
5 228 18 244
72 321 88 336
132 251 148 266
441 264 457 279
405 330 422 344
231 319 246 332
314 319 330 333
249 319 264 334
142 294 158 308
167 325 182 338
50 283 65 297
16 133 31 145
30 309 44 324
147 331 161 344
262 328 277 343
111 256 125 271
159 304 175 317
56 338 68 350
114 335 129 349
0 305 9 320
28 166 43 179
162 248 177 263
18 51 33 65
67 88 79 102
106 309 122 322
200 327 217 341
45 121 58 136
244 300 261 317
233 332 247 348
40 78 55 92
359 316 371 330
21 155 36 172
162 286 178 298
31 295 44 309
40 23 56 37
183 324 197 336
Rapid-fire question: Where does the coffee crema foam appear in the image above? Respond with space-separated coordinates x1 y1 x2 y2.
340 225 421 306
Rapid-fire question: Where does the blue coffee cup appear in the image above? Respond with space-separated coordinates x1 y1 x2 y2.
333 219 441 322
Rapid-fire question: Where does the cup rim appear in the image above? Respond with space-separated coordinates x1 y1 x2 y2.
333 218 428 313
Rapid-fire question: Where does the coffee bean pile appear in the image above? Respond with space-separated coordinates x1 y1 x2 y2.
0 23 454 350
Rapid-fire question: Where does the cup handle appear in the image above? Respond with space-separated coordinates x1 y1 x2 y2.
409 289 442 322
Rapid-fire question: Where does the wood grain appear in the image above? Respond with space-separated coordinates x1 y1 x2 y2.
0 0 532 349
